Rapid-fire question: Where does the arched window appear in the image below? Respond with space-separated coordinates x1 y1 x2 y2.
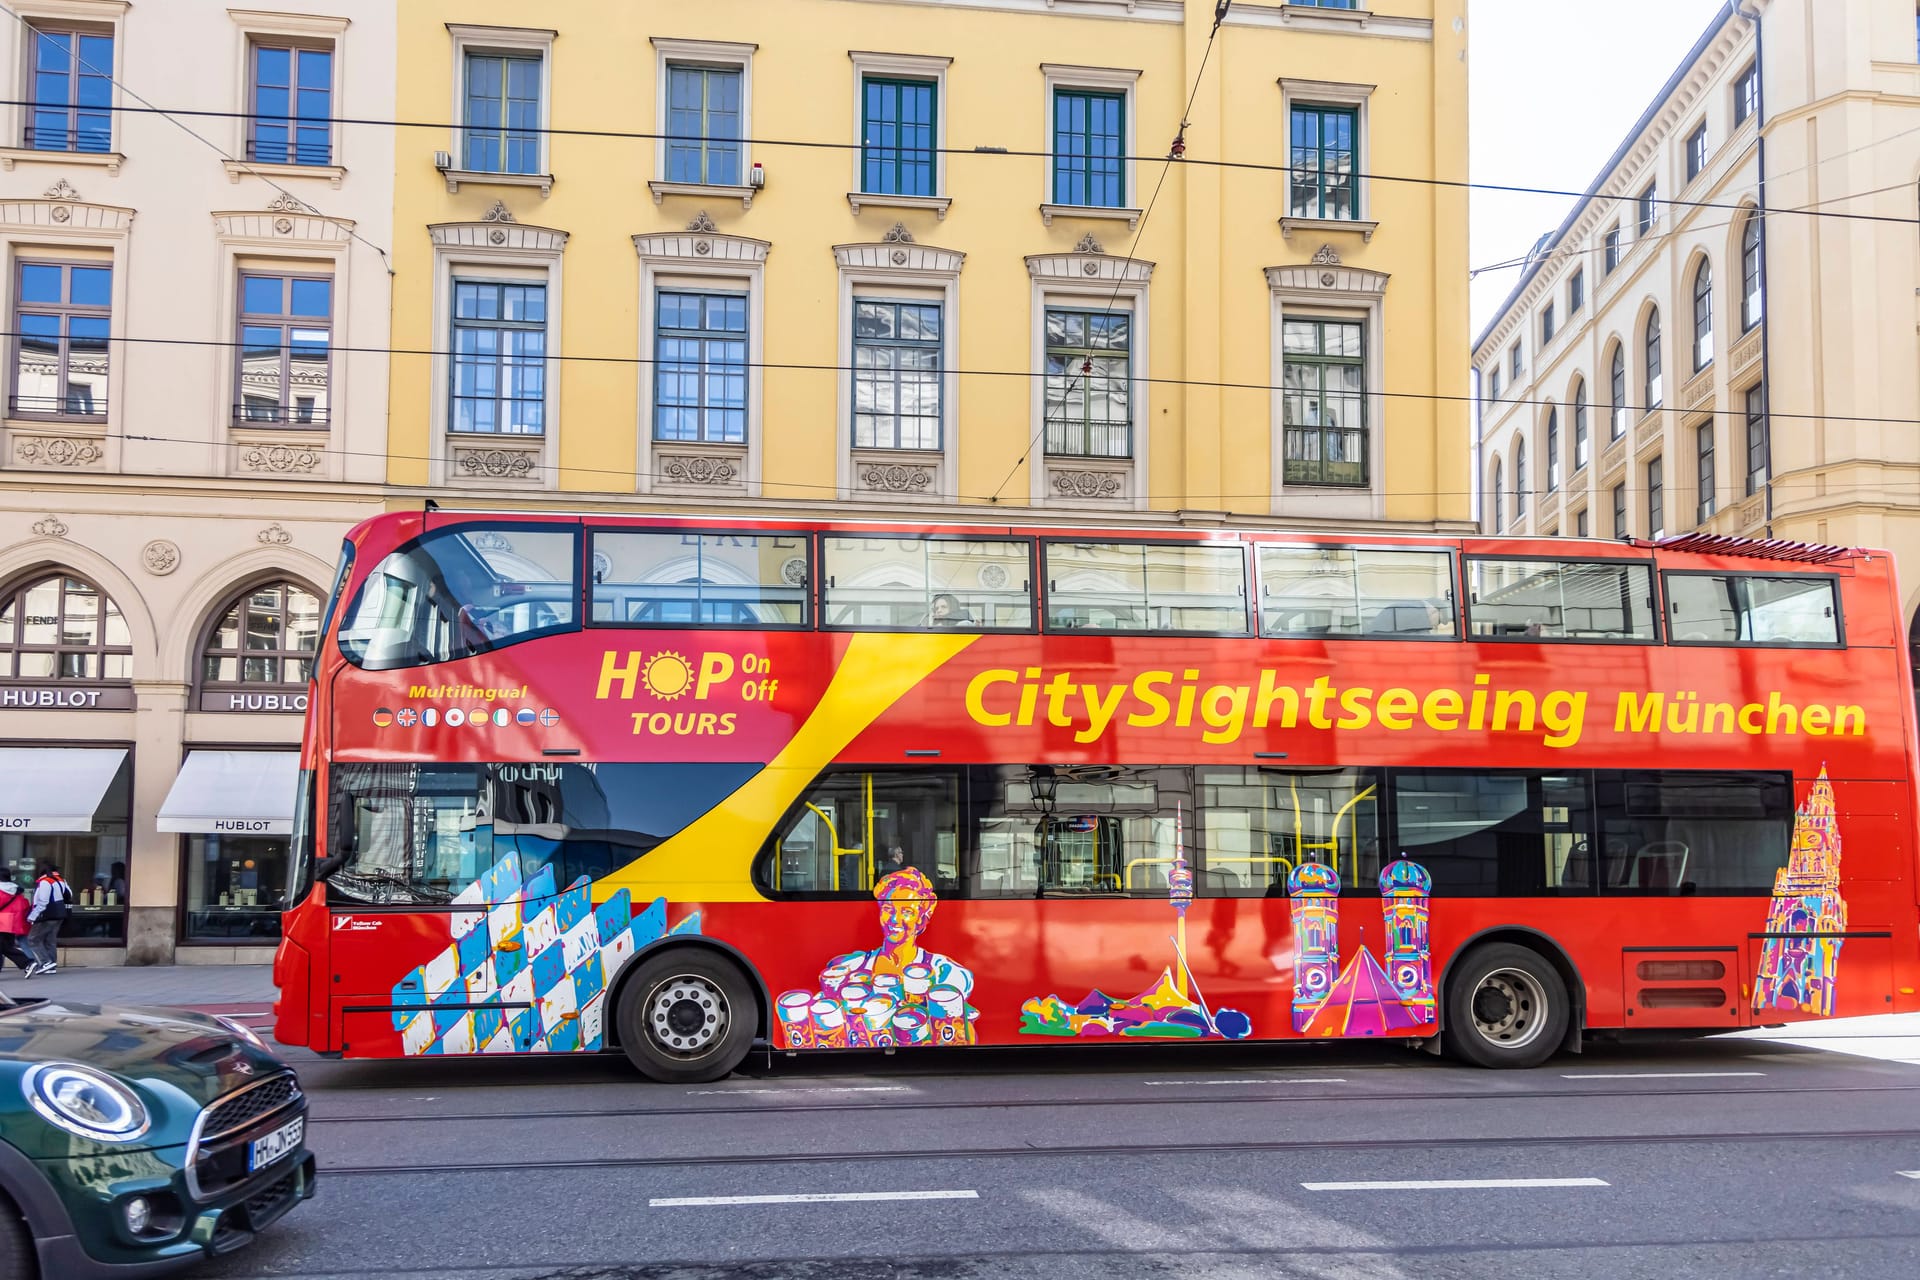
1608 344 1627 439
1491 460 1504 531
0 572 131 682
1572 379 1590 471
1643 308 1663 410
1545 408 1560 493
1740 211 1763 332
197 580 321 712
1514 439 1528 516
1692 260 1713 371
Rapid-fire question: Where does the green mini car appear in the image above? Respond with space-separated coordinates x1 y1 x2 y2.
0 988 315 1278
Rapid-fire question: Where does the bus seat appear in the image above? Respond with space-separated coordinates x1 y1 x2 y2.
1632 841 1688 889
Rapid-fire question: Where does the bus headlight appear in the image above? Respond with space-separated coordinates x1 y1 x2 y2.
24 1062 150 1143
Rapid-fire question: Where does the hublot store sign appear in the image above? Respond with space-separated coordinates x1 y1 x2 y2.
0 683 135 710
199 689 309 713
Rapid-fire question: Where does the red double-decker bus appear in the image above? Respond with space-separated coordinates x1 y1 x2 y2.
272 511 1920 1079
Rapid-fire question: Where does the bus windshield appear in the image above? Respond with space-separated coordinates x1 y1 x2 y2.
338 523 579 671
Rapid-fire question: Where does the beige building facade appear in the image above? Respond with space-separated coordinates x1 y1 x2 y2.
0 0 392 963
1474 0 1920 650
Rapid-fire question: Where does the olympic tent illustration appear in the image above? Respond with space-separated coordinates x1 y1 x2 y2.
1288 857 1436 1036
1753 767 1849 1017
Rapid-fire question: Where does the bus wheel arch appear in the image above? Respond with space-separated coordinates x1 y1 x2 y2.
1436 926 1585 1066
606 940 768 1083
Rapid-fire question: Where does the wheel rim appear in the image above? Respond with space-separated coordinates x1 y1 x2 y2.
647 975 730 1059
1469 967 1547 1050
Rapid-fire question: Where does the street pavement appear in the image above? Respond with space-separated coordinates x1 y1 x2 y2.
11 966 1919 1278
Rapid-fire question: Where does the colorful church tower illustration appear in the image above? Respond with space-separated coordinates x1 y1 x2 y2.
1287 861 1341 1031
1753 768 1848 1017
1378 859 1435 1024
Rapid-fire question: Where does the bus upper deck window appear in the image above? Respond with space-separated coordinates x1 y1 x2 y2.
337 524 580 670
1257 546 1455 639
821 536 1034 631
1665 573 1840 647
1044 541 1248 635
1465 557 1657 642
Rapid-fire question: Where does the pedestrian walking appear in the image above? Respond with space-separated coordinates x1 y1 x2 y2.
24 862 72 976
0 875 33 976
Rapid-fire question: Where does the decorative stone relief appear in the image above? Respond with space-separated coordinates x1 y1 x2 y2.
686 210 718 233
473 530 514 552
141 540 180 576
978 562 1010 590
859 462 934 494
43 178 81 201
240 443 323 474
258 523 293 545
266 192 308 213
660 454 738 485
455 448 536 480
1051 470 1125 499
780 557 807 587
30 514 68 538
1074 231 1105 254
481 199 515 223
881 222 915 243
1311 244 1342 266
15 437 103 467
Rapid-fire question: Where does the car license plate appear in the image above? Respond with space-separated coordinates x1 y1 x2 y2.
248 1116 303 1172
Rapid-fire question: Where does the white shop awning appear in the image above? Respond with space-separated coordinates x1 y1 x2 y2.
157 751 298 836
0 747 128 833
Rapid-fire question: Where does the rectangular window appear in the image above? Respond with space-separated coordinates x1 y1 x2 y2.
11 261 110 417
1466 557 1657 641
665 64 743 186
1744 384 1768 495
1612 484 1627 538
1281 318 1367 487
591 530 808 627
1573 396 1590 470
1603 228 1622 275
1043 306 1131 458
1647 456 1664 538
768 768 962 897
1665 574 1840 647
822 536 1034 631
653 291 747 444
1734 62 1759 127
1053 88 1125 208
1541 303 1556 346
450 280 546 435
1394 771 1594 896
1595 770 1790 894
1487 368 1500 401
185 829 287 941
1256 546 1454 638
1289 105 1357 219
1685 122 1707 183
1509 342 1522 380
249 43 332 165
1547 419 1561 492
1199 767 1380 896
462 52 541 175
860 76 935 197
25 25 111 152
1569 267 1585 314
853 299 942 450
235 273 332 426
1576 509 1589 538
1045 541 1248 635
1696 423 1715 523
967 765 1182 898
1637 183 1657 235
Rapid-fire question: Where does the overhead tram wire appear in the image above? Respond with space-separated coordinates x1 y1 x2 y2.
988 0 1233 502
6 99 1918 233
0 1 395 275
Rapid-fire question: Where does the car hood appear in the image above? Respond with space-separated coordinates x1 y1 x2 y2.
0 998 285 1106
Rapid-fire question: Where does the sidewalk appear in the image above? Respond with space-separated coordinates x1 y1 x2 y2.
0 963 276 1009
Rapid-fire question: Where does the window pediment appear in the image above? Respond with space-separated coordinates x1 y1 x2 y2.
833 240 964 275
633 229 770 265
1026 250 1154 283
1265 263 1389 298
430 221 568 254
0 188 132 233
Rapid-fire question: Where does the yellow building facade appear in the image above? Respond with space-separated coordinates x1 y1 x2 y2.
391 0 1469 529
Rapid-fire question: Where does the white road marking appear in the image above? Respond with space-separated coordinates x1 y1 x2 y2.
1302 1178 1609 1191
683 1086 908 1096
1560 1071 1765 1079
652 1190 979 1208
1143 1078 1346 1086
1898 1171 1920 1180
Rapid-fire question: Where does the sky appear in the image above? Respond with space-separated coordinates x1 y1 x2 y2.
1468 0 1733 335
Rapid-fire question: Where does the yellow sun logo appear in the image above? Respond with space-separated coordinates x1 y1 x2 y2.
641 651 693 700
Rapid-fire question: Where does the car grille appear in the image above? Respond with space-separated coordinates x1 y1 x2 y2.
200 1073 300 1145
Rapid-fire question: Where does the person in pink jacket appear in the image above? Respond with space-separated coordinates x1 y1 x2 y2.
0 876 34 976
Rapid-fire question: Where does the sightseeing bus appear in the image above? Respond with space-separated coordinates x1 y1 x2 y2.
271 511 1920 1079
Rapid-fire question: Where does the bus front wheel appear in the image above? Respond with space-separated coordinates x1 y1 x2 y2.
616 950 756 1084
1441 943 1569 1069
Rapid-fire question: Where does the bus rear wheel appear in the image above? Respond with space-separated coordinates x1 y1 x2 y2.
1441 943 1569 1069
616 950 756 1084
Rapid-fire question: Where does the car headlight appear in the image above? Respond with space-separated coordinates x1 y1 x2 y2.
214 1014 267 1050
24 1062 150 1143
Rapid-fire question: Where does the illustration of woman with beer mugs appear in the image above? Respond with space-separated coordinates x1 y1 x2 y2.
776 867 978 1050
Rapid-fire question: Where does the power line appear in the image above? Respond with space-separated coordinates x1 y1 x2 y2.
9 97 1918 231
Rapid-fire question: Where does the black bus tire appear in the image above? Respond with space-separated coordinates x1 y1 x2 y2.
615 949 756 1084
1441 943 1569 1069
